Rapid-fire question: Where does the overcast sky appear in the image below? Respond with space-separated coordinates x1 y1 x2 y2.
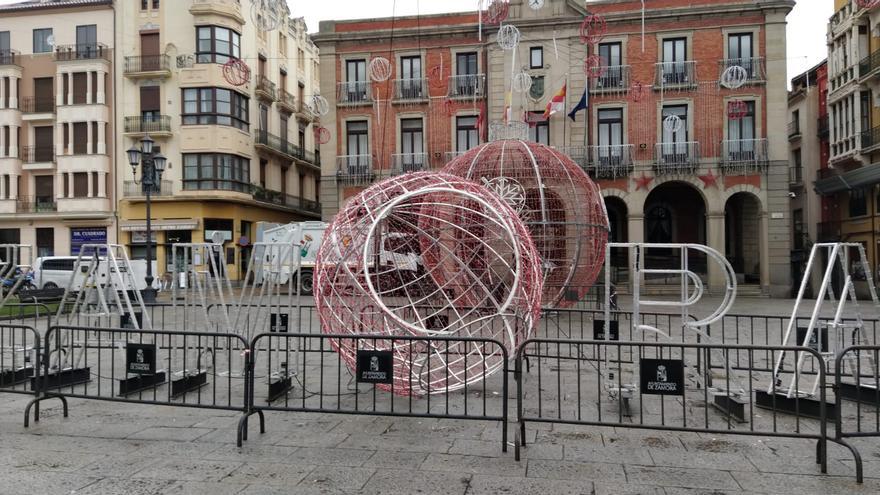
0 0 832 83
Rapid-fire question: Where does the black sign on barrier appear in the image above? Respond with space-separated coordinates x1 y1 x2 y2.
356 350 393 384
270 313 289 333
126 343 156 375
593 320 619 340
120 312 144 329
796 327 828 353
640 358 685 396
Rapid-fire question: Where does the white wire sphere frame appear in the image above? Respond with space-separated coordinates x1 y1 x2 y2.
512 71 533 93
443 140 610 309
369 57 393 82
663 114 683 133
314 172 544 396
720 65 748 89
496 24 521 51
310 95 330 116
251 0 283 31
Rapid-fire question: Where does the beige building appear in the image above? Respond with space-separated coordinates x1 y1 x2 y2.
115 0 322 280
0 0 116 258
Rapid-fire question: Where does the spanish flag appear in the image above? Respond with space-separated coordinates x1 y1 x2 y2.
543 81 567 120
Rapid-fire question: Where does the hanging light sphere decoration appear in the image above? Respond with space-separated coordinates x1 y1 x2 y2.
579 14 607 45
727 100 748 120
584 54 608 79
720 65 748 89
856 0 880 9
310 95 330 116
630 80 645 102
314 172 543 396
485 0 511 25
443 140 609 309
314 126 331 145
512 70 533 93
663 114 683 133
369 57 393 82
497 24 521 51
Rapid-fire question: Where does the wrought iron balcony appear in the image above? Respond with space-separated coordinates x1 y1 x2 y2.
586 144 634 179
448 74 486 98
789 166 803 185
278 89 297 114
22 146 55 164
718 57 766 84
20 97 54 114
788 120 800 139
654 61 697 88
0 49 20 67
589 66 631 92
255 129 296 159
251 186 320 215
123 180 173 198
720 139 768 175
394 78 427 101
54 43 109 62
255 75 277 102
391 153 429 175
337 81 371 105
16 196 56 213
124 115 172 134
444 151 467 163
859 48 880 80
124 55 171 76
861 125 880 151
552 146 588 167
336 155 374 185
653 141 700 175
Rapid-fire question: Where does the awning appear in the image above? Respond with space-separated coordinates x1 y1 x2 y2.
120 219 199 232
814 164 880 195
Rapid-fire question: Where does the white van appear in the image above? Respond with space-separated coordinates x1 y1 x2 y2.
33 256 157 291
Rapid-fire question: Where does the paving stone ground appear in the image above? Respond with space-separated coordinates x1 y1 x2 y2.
0 296 878 494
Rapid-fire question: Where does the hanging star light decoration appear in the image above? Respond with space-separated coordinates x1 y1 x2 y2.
634 173 653 191
698 171 719 189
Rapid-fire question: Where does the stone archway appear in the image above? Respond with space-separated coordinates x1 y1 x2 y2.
643 181 708 275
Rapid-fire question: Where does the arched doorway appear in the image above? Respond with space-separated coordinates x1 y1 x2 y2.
643 182 707 274
725 192 762 284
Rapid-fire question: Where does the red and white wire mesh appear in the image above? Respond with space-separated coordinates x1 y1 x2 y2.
315 172 543 396
443 140 609 309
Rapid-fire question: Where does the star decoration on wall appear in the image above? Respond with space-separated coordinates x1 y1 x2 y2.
634 173 653 191
698 171 719 189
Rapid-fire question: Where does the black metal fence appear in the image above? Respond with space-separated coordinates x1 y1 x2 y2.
248 332 510 451
0 325 40 396
835 345 880 483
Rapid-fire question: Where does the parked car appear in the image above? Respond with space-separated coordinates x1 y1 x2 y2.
32 256 157 291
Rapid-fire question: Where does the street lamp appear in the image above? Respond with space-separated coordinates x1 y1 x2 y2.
127 134 167 303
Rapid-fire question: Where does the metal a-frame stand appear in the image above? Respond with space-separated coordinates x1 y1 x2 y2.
760 243 879 418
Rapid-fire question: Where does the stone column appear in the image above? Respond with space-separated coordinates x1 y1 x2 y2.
98 171 106 197
67 123 74 155
67 172 74 198
9 174 16 200
706 212 726 294
56 73 64 106
0 78 5 110
86 120 93 154
86 71 93 104
627 213 645 244
97 122 106 154
8 76 16 108
67 73 73 106
0 126 5 158
87 171 93 197
9 126 17 158
56 173 64 199
55 123 64 156
760 212 770 293
0 175 6 199
96 70 105 105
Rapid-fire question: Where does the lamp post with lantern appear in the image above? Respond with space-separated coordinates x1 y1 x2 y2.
126 135 166 303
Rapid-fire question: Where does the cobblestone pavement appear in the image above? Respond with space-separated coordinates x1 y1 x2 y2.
0 296 878 494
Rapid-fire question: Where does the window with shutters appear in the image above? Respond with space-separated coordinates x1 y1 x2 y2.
73 122 88 154
72 73 88 104
73 172 88 197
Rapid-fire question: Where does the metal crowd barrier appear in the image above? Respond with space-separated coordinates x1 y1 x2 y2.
514 338 863 480
0 324 42 424
245 332 510 451
834 345 880 483
0 303 54 335
24 325 252 444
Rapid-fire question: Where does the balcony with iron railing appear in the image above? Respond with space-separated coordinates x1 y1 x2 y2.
123 180 173 198
553 146 588 167
16 196 56 213
278 89 297 114
444 151 467 163
20 97 54 114
251 186 321 216
391 153 429 175
22 146 55 164
585 144 635 179
255 75 277 102
861 124 880 151
589 66 631 92
720 139 769 175
448 74 486 98
337 81 372 105
296 100 318 121
654 61 697 89
394 78 428 101
0 49 20 67
54 43 109 62
124 115 172 135
788 119 800 139
336 155 374 185
653 142 700 175
789 166 803 185
717 57 766 84
255 129 295 160
123 55 172 77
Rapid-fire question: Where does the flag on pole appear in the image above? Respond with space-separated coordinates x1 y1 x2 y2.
568 87 589 121
543 82 567 119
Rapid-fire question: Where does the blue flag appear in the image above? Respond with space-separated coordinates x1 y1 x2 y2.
568 87 589 121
